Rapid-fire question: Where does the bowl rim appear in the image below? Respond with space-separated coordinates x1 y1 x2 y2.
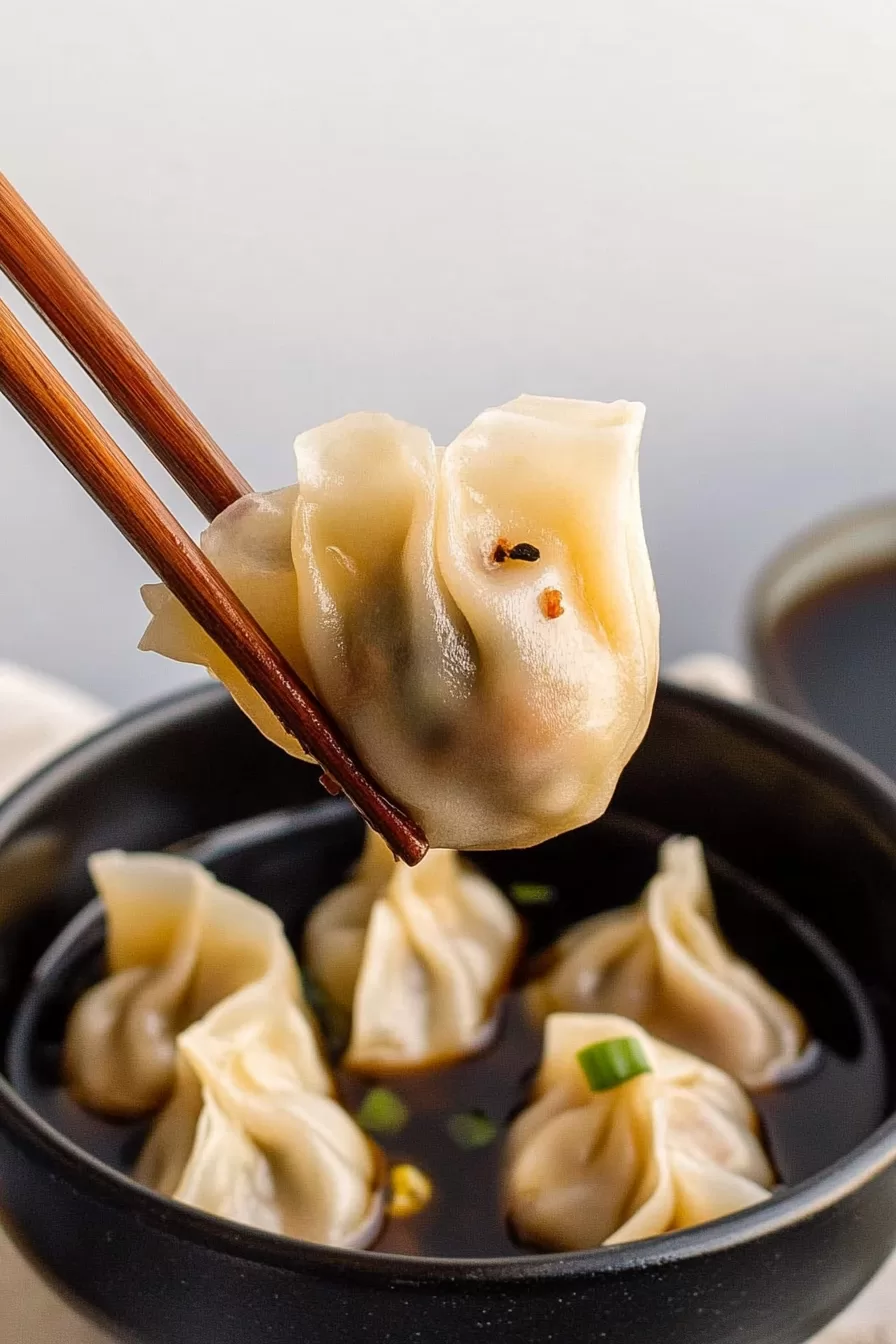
748 496 896 717
2 679 896 1285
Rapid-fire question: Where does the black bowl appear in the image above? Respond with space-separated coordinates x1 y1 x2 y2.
2 683 896 1344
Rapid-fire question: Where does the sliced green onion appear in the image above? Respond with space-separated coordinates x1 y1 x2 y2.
446 1109 499 1150
509 882 557 906
300 966 324 1010
576 1036 652 1092
301 967 351 1057
355 1087 409 1136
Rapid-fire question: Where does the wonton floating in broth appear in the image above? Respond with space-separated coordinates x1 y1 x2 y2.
141 397 659 850
505 1014 774 1252
64 852 383 1249
63 850 318 1115
304 828 522 1072
138 980 384 1248
527 837 807 1088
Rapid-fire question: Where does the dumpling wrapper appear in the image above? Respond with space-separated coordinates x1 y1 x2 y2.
505 1013 773 1252
140 398 659 850
137 982 383 1248
304 828 522 1072
527 836 808 1088
63 851 318 1116
63 850 383 1248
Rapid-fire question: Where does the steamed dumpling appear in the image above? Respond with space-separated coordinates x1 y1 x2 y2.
137 981 383 1248
526 836 807 1088
304 828 522 1071
141 398 659 850
63 849 384 1248
505 1014 773 1251
63 851 316 1115
141 485 311 767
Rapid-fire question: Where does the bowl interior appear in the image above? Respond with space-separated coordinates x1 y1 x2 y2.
2 683 896 1276
1 748 892 1261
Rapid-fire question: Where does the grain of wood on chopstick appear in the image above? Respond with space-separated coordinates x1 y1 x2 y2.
0 172 248 521
0 297 428 867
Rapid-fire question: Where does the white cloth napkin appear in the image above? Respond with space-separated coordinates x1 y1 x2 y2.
664 651 757 703
0 663 114 1339
0 662 111 799
0 659 891 1340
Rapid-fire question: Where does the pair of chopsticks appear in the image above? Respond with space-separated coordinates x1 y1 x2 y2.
0 173 427 866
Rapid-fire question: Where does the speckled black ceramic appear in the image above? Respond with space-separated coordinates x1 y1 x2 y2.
2 682 896 1344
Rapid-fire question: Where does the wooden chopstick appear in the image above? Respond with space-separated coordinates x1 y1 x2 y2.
0 173 248 521
0 296 428 867
0 172 427 861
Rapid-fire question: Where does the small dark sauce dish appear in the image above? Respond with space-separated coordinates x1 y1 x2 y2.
2 683 896 1343
750 499 896 778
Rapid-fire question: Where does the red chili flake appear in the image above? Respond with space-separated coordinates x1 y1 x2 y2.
540 588 565 619
492 538 511 564
319 773 342 796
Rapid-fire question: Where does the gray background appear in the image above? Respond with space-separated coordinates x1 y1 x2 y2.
1 0 893 710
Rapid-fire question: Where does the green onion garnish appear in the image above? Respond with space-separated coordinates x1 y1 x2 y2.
576 1036 652 1092
509 882 557 906
300 966 325 1012
355 1087 409 1136
301 967 352 1057
446 1109 499 1150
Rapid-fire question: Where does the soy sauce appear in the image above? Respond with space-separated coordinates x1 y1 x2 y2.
337 995 541 1257
4 807 888 1259
762 561 896 779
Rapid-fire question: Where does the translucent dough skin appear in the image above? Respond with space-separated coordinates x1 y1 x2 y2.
141 485 312 766
527 837 807 1087
304 829 522 1072
63 850 307 1116
140 984 383 1249
64 852 382 1249
505 1014 773 1252
141 398 659 850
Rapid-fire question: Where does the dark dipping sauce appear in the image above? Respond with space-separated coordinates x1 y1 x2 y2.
6 803 888 1259
759 560 896 780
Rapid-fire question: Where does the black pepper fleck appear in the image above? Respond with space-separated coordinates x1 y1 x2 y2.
492 539 541 564
507 542 540 563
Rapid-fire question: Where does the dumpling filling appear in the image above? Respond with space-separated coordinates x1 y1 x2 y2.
140 397 659 850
